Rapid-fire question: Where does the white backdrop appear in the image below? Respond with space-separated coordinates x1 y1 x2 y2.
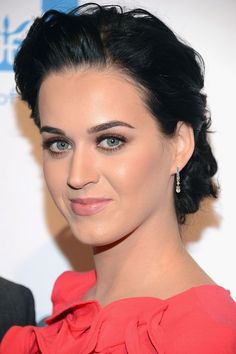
0 0 235 322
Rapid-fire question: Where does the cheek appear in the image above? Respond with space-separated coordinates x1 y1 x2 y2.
43 159 67 200
106 146 169 201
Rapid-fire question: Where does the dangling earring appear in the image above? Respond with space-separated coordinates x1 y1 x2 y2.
176 167 181 193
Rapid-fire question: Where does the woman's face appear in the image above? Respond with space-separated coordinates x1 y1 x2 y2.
38 68 176 246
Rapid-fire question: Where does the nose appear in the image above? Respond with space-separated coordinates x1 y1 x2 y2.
67 147 99 190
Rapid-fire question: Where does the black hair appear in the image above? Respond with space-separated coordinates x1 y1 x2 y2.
14 2 218 223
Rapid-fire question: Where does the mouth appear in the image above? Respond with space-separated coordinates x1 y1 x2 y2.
69 198 113 216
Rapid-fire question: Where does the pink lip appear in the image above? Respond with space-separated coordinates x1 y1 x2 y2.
70 198 112 216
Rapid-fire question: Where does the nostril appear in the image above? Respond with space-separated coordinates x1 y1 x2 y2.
67 180 83 190
67 149 100 189
67 170 100 190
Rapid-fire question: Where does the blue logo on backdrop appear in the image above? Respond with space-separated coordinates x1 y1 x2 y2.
0 17 30 71
0 0 79 106
0 0 79 72
42 0 78 13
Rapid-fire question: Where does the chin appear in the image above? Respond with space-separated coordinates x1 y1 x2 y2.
69 221 131 248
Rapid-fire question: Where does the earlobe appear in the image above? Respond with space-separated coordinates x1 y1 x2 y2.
172 121 195 173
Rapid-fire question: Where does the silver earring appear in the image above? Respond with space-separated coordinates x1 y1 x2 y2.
176 167 181 193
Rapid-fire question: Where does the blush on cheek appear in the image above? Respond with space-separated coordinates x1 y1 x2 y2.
109 149 163 195
125 147 170 203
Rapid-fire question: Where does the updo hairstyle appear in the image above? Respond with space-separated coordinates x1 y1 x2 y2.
13 3 218 223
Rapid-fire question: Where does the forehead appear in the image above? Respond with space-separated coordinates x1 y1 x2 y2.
38 67 159 133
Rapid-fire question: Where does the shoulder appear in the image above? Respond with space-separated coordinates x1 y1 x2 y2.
51 270 95 303
0 325 43 353
0 277 31 294
0 271 95 352
162 285 236 353
193 285 236 327
0 277 34 304
1 326 29 352
0 278 35 342
47 270 96 321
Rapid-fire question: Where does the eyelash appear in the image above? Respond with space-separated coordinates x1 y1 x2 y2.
96 134 127 152
42 137 72 158
42 134 127 157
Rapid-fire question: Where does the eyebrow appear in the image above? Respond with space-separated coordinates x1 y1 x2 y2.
40 120 135 135
87 120 135 133
40 126 66 135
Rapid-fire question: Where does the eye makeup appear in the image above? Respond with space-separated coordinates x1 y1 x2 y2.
42 131 128 156
42 136 73 157
96 133 127 152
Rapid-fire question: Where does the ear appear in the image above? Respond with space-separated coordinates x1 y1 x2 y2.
171 121 195 173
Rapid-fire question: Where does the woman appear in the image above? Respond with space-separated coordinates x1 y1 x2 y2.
1 3 236 353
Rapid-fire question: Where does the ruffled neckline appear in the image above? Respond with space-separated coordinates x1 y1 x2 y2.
2 270 235 354
40 271 232 354
46 269 228 325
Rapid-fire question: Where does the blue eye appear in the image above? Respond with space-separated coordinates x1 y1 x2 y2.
42 138 72 155
97 135 126 151
49 141 72 152
100 137 121 148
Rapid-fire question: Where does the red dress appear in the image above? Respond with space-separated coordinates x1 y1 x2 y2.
1 270 236 353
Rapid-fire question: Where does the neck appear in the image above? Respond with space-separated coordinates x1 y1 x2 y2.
87 209 189 306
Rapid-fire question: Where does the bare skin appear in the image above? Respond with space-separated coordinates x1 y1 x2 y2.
86 213 214 306
39 67 214 308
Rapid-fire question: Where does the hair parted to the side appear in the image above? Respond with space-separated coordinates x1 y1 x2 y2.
14 2 218 224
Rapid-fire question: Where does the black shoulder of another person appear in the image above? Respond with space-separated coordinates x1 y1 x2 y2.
0 276 36 340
